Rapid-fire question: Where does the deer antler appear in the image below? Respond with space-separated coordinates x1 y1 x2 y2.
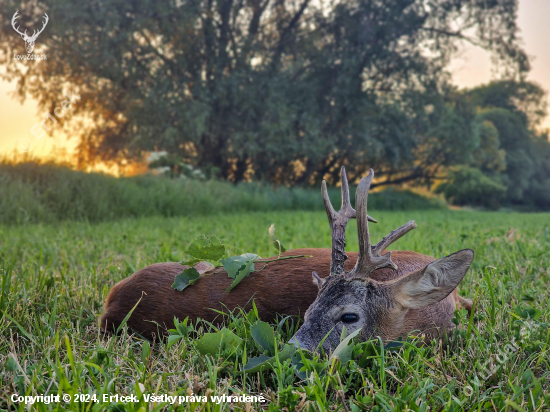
11 11 27 37
11 11 48 40
322 166 376 275
344 169 417 280
31 13 49 40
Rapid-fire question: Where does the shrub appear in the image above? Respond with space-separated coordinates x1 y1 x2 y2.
435 166 507 209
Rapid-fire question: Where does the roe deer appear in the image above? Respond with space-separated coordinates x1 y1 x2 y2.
289 168 473 352
101 167 472 341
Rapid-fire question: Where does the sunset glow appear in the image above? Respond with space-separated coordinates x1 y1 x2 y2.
1 0 548 164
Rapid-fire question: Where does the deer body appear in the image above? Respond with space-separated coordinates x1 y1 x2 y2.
101 248 470 340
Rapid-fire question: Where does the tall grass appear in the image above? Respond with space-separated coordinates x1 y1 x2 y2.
0 161 445 224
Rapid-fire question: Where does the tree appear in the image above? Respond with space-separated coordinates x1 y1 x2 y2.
0 0 529 185
439 81 550 209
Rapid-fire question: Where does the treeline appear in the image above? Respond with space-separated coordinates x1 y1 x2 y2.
0 161 444 225
436 82 550 210
0 0 548 209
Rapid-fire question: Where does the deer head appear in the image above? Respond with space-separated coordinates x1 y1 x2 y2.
12 10 49 54
289 167 474 352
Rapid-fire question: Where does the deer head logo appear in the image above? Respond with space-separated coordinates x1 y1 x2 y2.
11 10 49 54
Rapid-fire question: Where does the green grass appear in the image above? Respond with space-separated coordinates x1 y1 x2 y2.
0 161 444 225
1 210 549 411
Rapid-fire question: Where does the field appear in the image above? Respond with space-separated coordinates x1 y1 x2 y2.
1 210 549 411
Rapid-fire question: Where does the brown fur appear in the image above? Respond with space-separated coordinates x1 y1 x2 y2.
101 248 470 340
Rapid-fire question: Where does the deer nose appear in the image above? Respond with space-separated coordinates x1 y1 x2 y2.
289 334 314 351
288 335 301 349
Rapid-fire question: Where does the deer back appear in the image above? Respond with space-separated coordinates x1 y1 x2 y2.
101 248 446 340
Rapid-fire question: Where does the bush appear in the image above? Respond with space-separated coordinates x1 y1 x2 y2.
435 166 507 209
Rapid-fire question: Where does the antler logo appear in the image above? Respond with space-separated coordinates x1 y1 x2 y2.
11 10 49 54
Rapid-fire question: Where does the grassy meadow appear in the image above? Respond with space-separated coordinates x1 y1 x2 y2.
0 208 549 411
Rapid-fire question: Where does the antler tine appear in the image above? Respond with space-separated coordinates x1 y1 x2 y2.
346 169 416 279
38 13 49 34
28 13 49 40
322 167 377 275
372 220 417 256
11 11 26 36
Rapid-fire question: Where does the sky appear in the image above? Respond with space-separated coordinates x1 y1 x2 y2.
1 0 549 159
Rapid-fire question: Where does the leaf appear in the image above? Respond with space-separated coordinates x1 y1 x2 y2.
166 334 184 350
241 253 260 260
180 257 202 267
174 317 192 336
242 354 273 373
141 341 151 364
172 268 200 291
5 355 19 372
226 258 255 291
514 305 542 320
290 352 309 380
384 337 404 351
242 344 295 373
221 256 249 279
250 321 276 356
186 235 226 261
195 328 243 356
329 328 362 365
269 224 287 255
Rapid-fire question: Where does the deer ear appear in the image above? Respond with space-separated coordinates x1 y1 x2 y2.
391 249 474 309
312 271 325 289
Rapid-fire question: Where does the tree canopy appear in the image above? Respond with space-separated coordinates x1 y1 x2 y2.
1 0 548 208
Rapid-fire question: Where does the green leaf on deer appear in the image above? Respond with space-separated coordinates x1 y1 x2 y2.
186 235 226 261
269 224 287 255
180 257 202 267
226 257 256 292
195 328 243 356
250 320 276 356
221 256 249 279
172 267 201 291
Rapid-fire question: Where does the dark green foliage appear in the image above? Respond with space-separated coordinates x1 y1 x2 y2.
0 0 528 186
438 80 550 210
0 161 445 225
467 80 547 127
435 166 507 210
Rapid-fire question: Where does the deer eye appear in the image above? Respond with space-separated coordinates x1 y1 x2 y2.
340 313 358 323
